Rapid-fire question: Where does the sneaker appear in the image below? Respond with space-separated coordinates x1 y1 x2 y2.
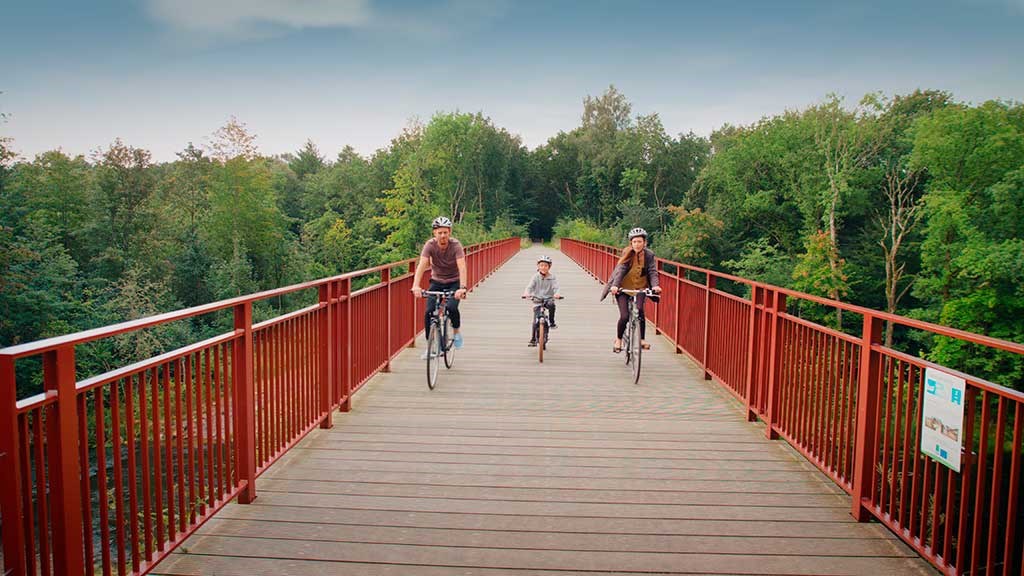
420 350 437 360
549 323 558 329
453 333 464 349
527 340 537 347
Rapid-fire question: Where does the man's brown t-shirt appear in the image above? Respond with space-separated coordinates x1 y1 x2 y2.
421 238 465 283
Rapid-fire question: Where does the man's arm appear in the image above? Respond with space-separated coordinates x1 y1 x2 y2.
455 257 468 299
411 256 430 297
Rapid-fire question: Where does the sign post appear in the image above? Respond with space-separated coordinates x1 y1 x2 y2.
920 367 966 472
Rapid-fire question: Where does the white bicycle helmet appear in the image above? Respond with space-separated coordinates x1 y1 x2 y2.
628 227 648 240
432 216 453 229
537 255 552 264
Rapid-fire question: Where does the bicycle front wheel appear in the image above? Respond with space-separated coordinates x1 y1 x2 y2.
630 318 642 384
537 321 546 363
427 322 442 390
443 317 456 369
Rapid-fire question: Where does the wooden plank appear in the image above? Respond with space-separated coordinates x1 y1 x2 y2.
157 534 935 575
192 517 917 556
212 503 902 539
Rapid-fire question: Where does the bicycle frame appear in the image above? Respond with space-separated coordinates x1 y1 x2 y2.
619 289 654 384
421 290 456 388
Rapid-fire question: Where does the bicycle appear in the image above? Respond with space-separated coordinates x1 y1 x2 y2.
522 295 564 363
421 290 457 389
618 288 655 384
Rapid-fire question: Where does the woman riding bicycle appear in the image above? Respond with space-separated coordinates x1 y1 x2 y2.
600 227 661 353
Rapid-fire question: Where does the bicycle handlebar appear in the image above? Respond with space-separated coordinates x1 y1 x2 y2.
618 288 656 296
522 295 564 303
420 290 457 298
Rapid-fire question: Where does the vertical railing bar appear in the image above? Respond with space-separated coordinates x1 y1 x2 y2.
174 358 186 534
20 414 38 576
969 389 990 574
906 365 923 535
186 355 197 526
150 366 164 551
93 388 109 576
109 381 126 576
1002 403 1021 573
954 389 978 569
203 348 215 510
125 374 140 573
77 393 95 576
212 345 223 505
162 362 175 541
985 397 1005 574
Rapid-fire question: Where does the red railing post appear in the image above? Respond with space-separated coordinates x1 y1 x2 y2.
653 261 662 335
318 282 334 429
674 271 683 354
0 354 28 576
42 346 86 575
233 302 257 504
408 262 417 348
383 267 392 372
744 286 760 422
851 313 884 521
702 273 716 380
764 291 786 440
340 278 352 412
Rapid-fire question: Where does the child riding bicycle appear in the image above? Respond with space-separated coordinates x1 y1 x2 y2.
522 255 562 347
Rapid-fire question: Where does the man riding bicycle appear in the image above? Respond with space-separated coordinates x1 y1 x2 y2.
412 216 468 353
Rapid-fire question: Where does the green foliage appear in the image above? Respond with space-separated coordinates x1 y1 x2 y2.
792 230 849 299
658 207 723 268
722 238 794 288
551 217 617 245
2 89 1023 396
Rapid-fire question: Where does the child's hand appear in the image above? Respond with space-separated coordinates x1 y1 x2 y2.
555 294 563 299
521 294 529 299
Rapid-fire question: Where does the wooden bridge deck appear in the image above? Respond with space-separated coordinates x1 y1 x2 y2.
154 245 934 575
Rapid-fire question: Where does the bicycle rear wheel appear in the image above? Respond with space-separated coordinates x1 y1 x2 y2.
630 317 642 384
537 321 546 363
426 322 441 390
443 316 456 369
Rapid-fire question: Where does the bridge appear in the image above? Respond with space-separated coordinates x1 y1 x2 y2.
1 239 1021 575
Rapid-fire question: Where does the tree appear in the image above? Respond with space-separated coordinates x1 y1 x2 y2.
289 139 325 180
659 207 724 268
206 116 258 161
869 90 952 344
91 139 157 280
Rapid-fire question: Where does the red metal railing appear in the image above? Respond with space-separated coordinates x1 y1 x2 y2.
561 238 1024 576
0 237 520 576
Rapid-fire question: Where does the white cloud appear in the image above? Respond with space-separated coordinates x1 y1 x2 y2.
146 0 372 35
145 0 508 42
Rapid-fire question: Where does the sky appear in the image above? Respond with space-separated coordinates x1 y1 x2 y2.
2 0 1023 162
